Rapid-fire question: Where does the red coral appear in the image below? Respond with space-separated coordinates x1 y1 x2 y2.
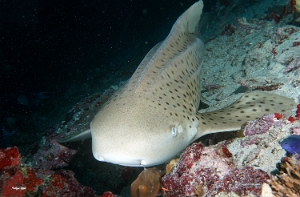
288 103 300 122
100 192 115 197
1 167 43 197
51 174 66 188
241 113 289 147
0 146 21 171
0 146 98 197
162 144 216 196
274 113 283 120
288 116 296 123
221 145 233 157
176 143 203 174
207 167 269 196
2 169 27 197
243 114 278 136
25 168 44 192
162 143 269 197
41 170 96 197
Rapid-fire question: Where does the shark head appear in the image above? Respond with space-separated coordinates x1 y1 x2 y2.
90 95 199 167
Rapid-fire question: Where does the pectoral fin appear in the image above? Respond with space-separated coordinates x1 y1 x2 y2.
58 129 91 143
196 91 295 138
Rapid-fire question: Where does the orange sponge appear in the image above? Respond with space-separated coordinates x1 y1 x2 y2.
131 167 163 197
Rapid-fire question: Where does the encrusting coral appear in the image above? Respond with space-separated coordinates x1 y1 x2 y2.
131 167 163 197
162 143 269 197
0 146 98 197
270 156 300 197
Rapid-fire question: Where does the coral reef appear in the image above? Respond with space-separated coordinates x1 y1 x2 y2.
131 167 163 197
270 156 300 196
0 146 21 171
33 137 77 170
162 143 269 197
0 146 100 197
1 167 43 197
243 114 281 137
39 170 97 197
227 106 300 174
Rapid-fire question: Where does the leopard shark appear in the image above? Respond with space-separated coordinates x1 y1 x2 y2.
59 0 295 167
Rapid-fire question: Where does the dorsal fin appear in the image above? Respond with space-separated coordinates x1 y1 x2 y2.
127 1 204 94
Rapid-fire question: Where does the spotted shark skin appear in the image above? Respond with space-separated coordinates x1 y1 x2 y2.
59 0 295 167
